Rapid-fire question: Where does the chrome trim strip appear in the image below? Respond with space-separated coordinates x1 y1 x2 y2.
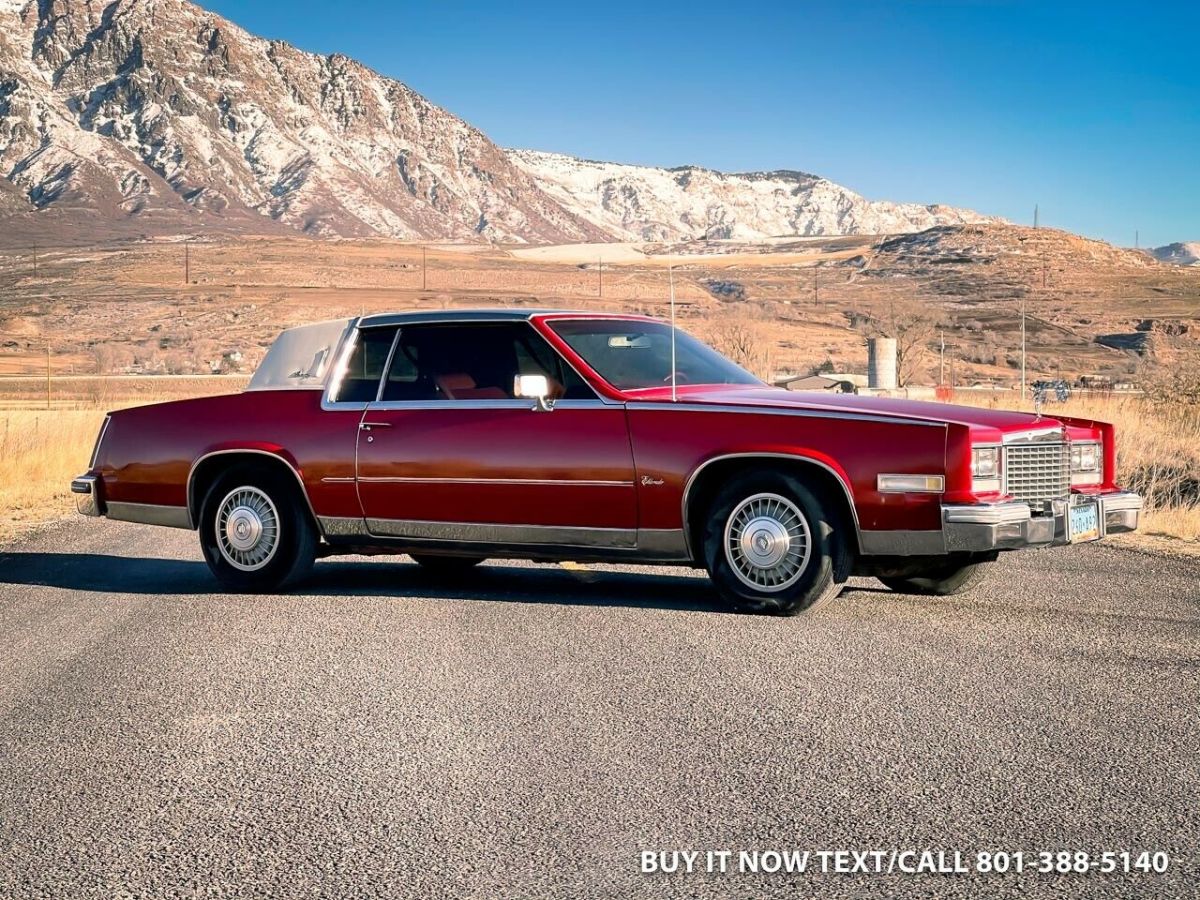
186 449 323 536
88 416 111 470
356 476 633 487
365 518 637 549
859 530 947 556
321 316 370 412
632 402 946 429
876 474 946 494
1003 427 1065 443
106 501 192 530
363 399 608 411
1099 491 1143 512
318 516 368 536
320 476 357 484
943 503 1032 525
635 528 690 560
680 452 863 560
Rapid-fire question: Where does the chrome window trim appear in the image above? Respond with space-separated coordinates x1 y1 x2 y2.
88 415 111 470
362 398 610 412
186 448 323 537
336 318 611 408
681 452 864 560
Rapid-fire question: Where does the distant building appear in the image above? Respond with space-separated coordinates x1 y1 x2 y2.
775 374 857 393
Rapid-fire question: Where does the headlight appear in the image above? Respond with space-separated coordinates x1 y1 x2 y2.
971 447 1000 478
1071 441 1102 485
971 446 1002 493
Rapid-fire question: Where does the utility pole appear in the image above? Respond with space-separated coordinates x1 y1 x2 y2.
45 345 51 410
1135 229 1139 250
1020 295 1027 400
939 329 945 385
184 240 190 284
598 256 603 298
813 270 819 305
1034 204 1039 229
421 245 427 291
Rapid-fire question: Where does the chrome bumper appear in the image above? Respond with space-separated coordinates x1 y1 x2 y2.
71 473 103 517
943 491 1142 552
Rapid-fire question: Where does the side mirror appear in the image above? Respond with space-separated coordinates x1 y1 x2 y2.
514 374 554 412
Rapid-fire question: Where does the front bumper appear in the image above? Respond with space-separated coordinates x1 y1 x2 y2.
71 473 103 517
943 491 1142 552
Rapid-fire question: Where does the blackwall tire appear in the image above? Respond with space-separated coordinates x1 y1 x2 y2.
410 554 486 572
879 560 993 596
702 470 851 616
198 464 316 592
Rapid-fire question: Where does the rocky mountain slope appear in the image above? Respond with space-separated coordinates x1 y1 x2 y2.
1150 242 1200 266
508 150 998 242
0 0 604 242
0 0 997 244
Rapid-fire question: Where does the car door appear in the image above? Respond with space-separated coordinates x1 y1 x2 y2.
354 321 638 549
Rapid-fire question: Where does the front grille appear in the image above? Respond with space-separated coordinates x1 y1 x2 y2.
1004 441 1070 507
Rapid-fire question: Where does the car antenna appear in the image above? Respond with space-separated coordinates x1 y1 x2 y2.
669 264 678 403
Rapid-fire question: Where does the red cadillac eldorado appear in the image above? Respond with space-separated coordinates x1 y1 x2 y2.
72 309 1142 615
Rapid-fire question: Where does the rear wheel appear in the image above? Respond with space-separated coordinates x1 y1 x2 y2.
410 553 486 572
199 465 316 592
878 559 993 596
702 470 850 616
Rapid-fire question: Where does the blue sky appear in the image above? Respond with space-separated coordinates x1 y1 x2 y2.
203 1 1198 247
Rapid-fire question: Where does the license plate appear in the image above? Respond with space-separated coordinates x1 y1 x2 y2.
1069 501 1101 543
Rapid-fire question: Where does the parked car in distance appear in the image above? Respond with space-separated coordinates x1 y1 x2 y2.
73 309 1142 615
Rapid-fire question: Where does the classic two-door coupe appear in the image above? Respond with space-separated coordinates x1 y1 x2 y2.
72 309 1142 614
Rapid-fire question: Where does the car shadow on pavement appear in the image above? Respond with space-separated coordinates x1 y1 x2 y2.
0 552 733 613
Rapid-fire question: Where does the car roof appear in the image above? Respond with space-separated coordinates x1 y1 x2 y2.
357 308 659 328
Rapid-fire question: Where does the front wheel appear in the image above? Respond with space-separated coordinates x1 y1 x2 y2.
878 559 993 596
199 465 317 592
702 470 851 616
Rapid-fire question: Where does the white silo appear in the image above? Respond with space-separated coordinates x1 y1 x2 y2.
867 337 898 390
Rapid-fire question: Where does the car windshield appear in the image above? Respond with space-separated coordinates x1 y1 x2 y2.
548 320 761 391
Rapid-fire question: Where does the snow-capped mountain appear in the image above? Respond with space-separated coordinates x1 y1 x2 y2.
0 0 604 242
1149 242 1200 266
0 0 994 243
507 150 999 241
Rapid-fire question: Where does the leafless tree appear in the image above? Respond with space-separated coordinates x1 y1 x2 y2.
854 298 941 386
702 311 774 381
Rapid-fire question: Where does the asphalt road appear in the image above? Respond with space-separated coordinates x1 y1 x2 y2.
0 520 1197 899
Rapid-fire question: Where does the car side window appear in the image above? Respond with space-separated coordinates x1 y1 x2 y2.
379 323 595 403
331 327 397 403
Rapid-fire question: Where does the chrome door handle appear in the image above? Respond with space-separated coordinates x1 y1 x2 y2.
360 422 393 431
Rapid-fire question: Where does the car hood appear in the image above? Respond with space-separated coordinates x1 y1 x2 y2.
625 385 1060 434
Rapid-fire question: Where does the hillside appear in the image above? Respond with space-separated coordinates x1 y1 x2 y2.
508 150 998 242
2 224 1197 387
1151 242 1200 267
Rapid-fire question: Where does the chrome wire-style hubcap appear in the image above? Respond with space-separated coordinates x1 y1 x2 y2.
724 492 811 592
216 486 279 571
